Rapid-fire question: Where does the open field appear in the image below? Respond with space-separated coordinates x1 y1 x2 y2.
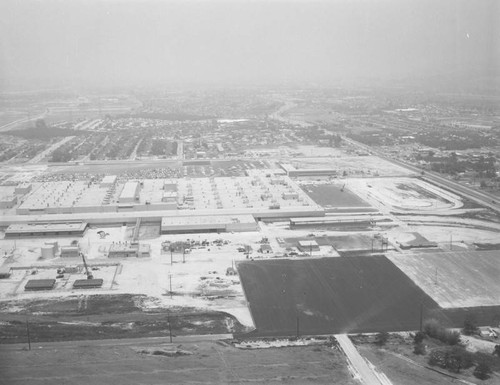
300 183 372 208
387 251 500 308
238 256 440 336
0 294 247 344
0 340 357 385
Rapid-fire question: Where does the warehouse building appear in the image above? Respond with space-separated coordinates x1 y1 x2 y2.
100 175 117 188
161 214 258 234
108 242 150 258
0 195 17 209
119 181 140 203
4 222 88 238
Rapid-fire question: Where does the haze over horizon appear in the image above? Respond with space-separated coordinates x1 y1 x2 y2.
1 0 498 90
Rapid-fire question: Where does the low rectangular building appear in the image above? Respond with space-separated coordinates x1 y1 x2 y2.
119 181 140 203
25 279 56 291
298 240 320 252
100 175 117 187
0 266 11 279
60 246 80 258
161 214 257 234
15 183 32 195
4 222 88 238
108 243 137 258
0 195 17 209
73 278 103 289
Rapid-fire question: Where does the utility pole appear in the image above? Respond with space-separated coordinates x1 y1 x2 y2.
296 314 300 339
169 273 172 299
419 301 424 331
167 313 173 343
25 315 31 351
182 247 185 263
450 233 453 251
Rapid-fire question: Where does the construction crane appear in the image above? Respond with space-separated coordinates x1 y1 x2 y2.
80 252 93 280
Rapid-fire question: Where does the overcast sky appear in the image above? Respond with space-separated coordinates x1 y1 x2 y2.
1 0 498 89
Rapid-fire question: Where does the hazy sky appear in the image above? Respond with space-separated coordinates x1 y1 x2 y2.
1 0 498 88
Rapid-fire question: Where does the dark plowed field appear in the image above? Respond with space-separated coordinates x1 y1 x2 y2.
238 256 442 336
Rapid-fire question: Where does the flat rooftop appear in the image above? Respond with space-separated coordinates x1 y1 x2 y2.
73 279 104 288
25 279 56 291
161 214 256 227
6 221 88 234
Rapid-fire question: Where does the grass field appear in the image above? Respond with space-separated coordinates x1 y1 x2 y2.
0 341 357 385
238 256 440 336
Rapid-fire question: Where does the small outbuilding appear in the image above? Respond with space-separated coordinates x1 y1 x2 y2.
25 279 56 291
297 240 320 252
0 266 12 279
73 279 103 289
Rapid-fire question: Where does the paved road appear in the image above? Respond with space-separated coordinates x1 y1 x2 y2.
336 334 392 385
0 333 233 352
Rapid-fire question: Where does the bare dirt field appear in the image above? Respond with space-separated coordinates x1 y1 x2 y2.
238 256 440 336
300 183 372 208
387 251 500 308
0 340 357 385
0 294 247 344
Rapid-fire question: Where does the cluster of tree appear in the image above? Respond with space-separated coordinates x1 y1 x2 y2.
133 112 214 121
150 139 178 156
347 132 391 146
415 129 496 150
4 124 82 140
423 319 461 345
328 134 342 147
420 152 497 178
51 148 73 162
428 346 474 373
412 319 499 380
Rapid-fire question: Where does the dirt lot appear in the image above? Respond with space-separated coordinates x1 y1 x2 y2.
238 256 441 336
0 340 357 385
0 294 247 344
300 183 372 208
387 251 500 308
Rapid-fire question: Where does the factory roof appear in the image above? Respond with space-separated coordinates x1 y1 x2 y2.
5 221 88 234
101 175 117 184
161 214 255 227
120 181 139 199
